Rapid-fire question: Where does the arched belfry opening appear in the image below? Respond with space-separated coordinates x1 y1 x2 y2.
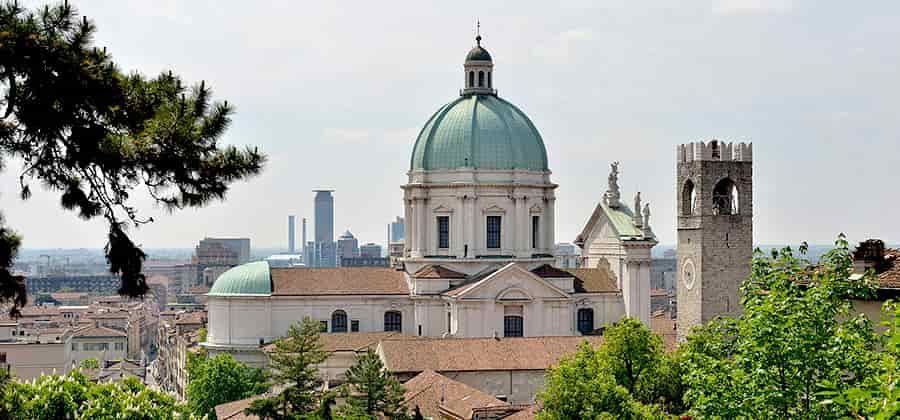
478 71 485 87
468 71 475 88
682 179 697 216
712 178 738 215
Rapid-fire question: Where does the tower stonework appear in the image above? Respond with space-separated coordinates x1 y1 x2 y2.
676 140 752 340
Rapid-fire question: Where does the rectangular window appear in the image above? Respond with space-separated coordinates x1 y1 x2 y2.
437 216 450 249
72 342 78 351
0 352 5 364
351 320 360 332
486 216 502 249
532 215 540 249
503 316 524 337
115 342 124 351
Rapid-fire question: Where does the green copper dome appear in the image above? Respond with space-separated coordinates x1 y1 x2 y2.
208 261 272 296
410 94 548 171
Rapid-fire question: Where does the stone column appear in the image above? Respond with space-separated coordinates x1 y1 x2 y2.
403 197 412 256
515 194 527 257
545 197 556 255
454 195 466 258
417 198 428 256
466 196 477 256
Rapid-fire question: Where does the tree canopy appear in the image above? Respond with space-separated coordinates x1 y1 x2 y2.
1 370 198 419
338 350 407 419
246 317 329 419
186 352 268 419
680 237 880 418
0 1 264 315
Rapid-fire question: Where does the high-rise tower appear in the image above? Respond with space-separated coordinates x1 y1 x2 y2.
313 190 336 267
287 215 296 254
676 140 753 340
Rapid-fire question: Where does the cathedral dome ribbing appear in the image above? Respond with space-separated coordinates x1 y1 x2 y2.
410 95 548 171
409 33 548 172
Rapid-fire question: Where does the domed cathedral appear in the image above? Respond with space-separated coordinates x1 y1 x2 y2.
402 32 556 274
203 33 656 368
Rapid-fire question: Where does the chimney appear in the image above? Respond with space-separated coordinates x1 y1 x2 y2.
853 239 885 273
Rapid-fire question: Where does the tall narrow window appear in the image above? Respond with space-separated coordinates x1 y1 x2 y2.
331 310 348 333
437 216 450 249
384 311 402 332
532 216 540 249
351 320 360 332
478 71 485 87
488 72 492 88
486 216 502 249
468 71 474 87
577 308 594 335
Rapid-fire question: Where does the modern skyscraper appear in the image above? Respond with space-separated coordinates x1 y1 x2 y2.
302 218 308 265
287 215 296 254
313 190 336 267
389 216 405 242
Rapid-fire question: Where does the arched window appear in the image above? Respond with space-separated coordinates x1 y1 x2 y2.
468 71 474 87
577 308 594 335
331 310 347 333
487 72 492 88
384 311 402 332
478 71 485 87
682 180 696 216
710 140 721 159
712 178 738 215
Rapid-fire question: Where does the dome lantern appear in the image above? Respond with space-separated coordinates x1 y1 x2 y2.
462 23 495 95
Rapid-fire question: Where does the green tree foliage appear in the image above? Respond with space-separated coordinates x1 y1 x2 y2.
819 301 900 419
681 236 880 418
537 319 681 419
1 370 198 419
338 350 406 419
246 317 329 419
79 357 100 369
0 1 264 315
186 353 268 419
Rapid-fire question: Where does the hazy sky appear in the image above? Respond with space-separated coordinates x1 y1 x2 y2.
2 0 899 250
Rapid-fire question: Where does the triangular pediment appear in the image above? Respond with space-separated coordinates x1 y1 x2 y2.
432 204 454 213
482 205 506 214
447 263 571 301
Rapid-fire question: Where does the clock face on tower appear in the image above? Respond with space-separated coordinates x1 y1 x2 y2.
682 258 696 291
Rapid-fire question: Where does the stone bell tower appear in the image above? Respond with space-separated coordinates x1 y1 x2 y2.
676 140 752 340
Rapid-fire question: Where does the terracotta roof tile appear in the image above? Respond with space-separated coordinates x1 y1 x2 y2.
531 264 573 278
271 267 409 296
214 396 262 420
876 249 900 289
565 268 619 293
501 404 540 420
380 336 604 373
403 370 507 419
412 265 468 279
73 325 126 338
263 332 407 353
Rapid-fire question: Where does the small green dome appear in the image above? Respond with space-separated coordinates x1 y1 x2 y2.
410 94 548 171
208 261 272 296
466 45 492 61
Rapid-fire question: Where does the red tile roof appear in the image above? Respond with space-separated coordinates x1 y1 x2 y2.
271 267 409 296
263 332 408 353
530 264 572 278
876 249 900 289
73 325 127 338
214 396 262 420
412 265 468 279
565 268 619 293
379 336 604 373
403 370 508 419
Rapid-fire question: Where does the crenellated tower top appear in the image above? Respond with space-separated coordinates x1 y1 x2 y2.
677 140 752 163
